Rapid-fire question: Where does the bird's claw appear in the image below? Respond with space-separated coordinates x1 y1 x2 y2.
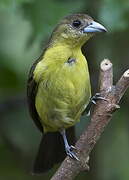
66 145 79 161
82 93 108 116
70 145 76 150
91 99 96 104
91 93 108 103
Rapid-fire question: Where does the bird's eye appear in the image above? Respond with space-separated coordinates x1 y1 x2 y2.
72 20 81 28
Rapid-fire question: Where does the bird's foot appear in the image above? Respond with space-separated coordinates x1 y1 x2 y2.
65 145 79 161
83 93 108 116
91 93 107 104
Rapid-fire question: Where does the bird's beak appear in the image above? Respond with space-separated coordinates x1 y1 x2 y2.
83 21 107 33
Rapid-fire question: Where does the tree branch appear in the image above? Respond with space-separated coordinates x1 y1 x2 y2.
51 59 129 180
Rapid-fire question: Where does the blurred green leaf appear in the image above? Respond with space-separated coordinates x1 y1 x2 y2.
99 0 129 32
0 0 33 7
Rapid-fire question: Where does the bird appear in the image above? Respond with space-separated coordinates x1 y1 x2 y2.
27 13 107 174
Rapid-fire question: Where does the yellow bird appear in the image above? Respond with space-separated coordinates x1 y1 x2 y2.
27 13 107 174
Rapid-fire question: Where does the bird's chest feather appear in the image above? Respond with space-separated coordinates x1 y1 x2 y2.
37 46 91 103
34 46 91 127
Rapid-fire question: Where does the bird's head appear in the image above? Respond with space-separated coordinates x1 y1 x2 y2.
51 14 107 47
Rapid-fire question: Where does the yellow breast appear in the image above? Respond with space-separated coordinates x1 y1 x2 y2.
34 44 91 132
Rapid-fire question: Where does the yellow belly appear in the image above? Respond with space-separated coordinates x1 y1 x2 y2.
34 46 91 132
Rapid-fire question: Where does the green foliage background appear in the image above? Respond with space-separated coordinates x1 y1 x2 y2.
0 0 129 179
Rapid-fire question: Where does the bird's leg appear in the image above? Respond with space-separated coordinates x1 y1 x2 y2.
60 129 79 161
83 93 108 116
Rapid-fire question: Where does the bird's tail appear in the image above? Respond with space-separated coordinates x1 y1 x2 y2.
32 126 75 174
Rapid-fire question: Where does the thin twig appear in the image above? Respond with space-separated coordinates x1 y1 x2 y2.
51 59 129 180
